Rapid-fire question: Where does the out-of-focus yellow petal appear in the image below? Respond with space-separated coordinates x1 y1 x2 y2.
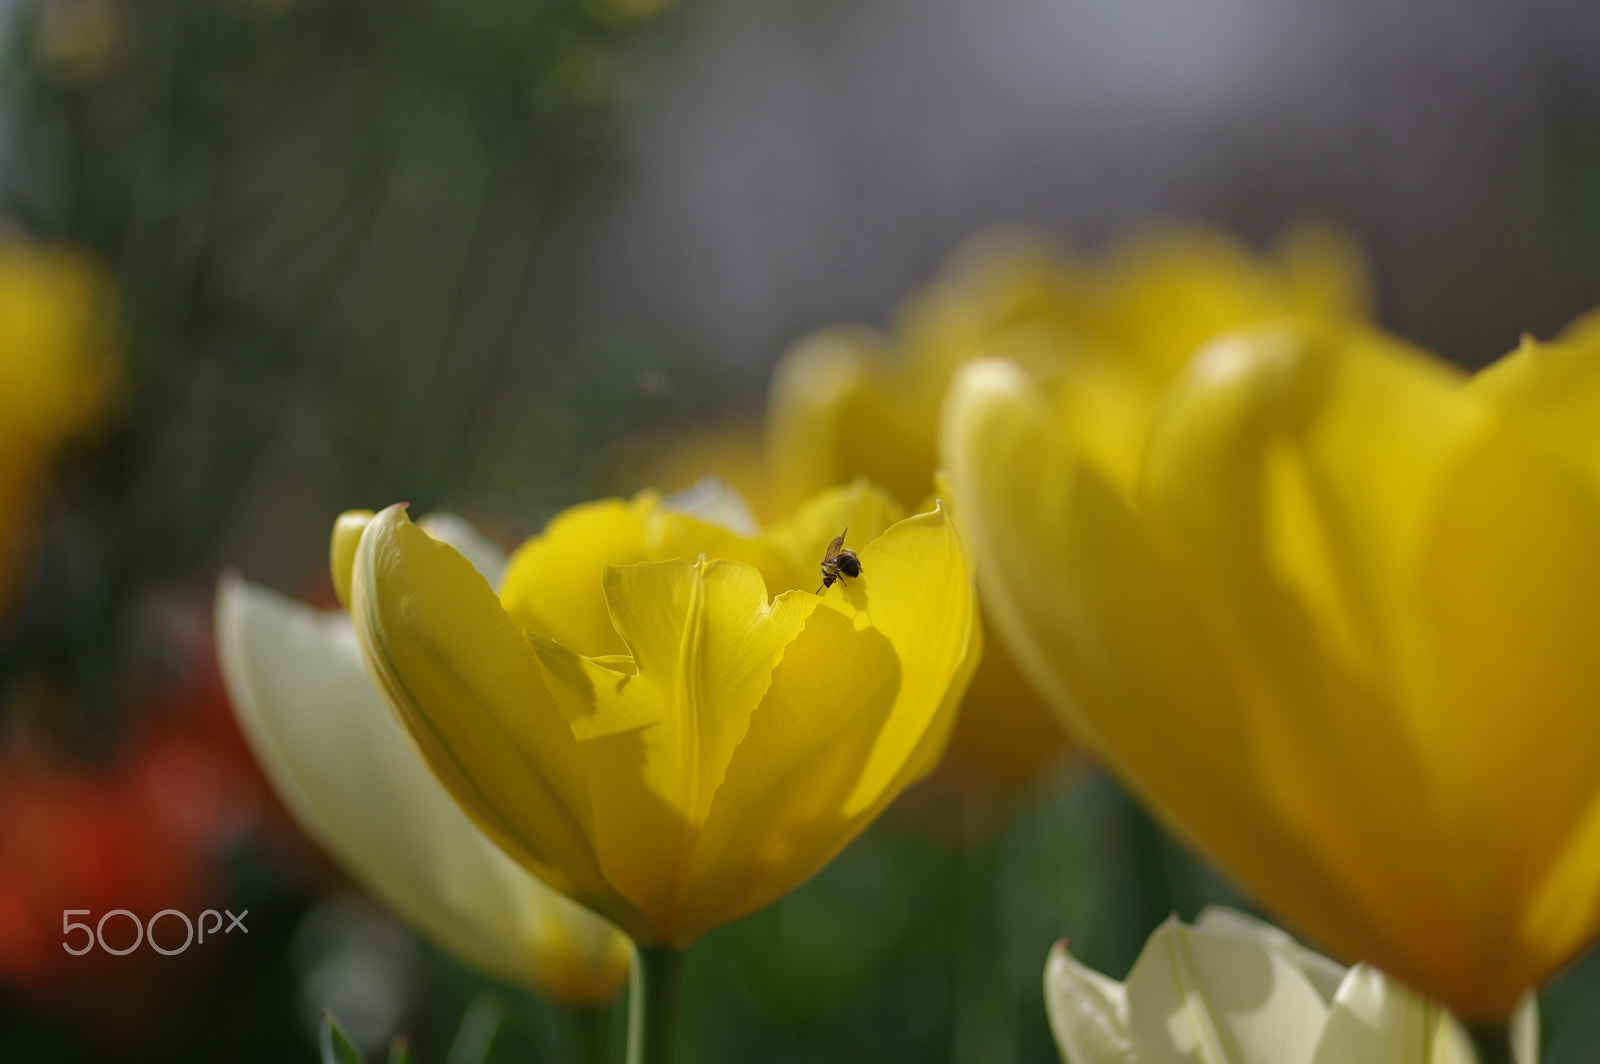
949 308 1600 1020
0 238 118 618
767 327 937 508
1469 315 1600 495
330 509 374 611
1406 426 1600 1011
948 359 1340 912
762 224 1365 789
347 504 639 933
611 419 780 524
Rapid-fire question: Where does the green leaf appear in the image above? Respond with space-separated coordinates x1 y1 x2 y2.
387 1035 413 1064
446 993 504 1064
320 1011 368 1064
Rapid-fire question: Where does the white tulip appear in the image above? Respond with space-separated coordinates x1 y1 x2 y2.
215 515 631 1004
1045 908 1537 1064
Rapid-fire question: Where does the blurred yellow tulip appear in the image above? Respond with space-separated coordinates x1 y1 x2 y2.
760 224 1368 782
944 311 1600 1020
218 512 632 1005
335 481 978 948
0 237 117 617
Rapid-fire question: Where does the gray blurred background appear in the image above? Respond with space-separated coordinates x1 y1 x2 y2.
543 0 1600 386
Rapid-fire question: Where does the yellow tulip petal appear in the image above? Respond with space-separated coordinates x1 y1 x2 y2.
498 493 777 655
416 511 508 590
348 504 641 934
498 497 652 655
1469 320 1600 495
1141 326 1474 682
767 326 939 508
676 505 978 941
670 599 902 943
330 509 374 612
830 503 979 802
1408 427 1600 1014
1137 327 1559 1012
947 358 1428 989
542 557 818 941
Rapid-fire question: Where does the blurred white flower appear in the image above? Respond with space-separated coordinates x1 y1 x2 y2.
1045 908 1537 1064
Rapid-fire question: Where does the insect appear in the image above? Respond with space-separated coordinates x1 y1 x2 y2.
816 529 862 593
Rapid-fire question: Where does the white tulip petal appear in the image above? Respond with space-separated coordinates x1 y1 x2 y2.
1124 918 1328 1064
1045 939 1136 1064
1429 993 1539 1064
1509 993 1539 1064
1196 908 1347 1004
1045 914 1540 1064
1311 964 1441 1064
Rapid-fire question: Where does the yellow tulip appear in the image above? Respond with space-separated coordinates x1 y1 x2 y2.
944 312 1600 1021
762 224 1367 781
219 513 632 1005
0 237 117 617
336 481 978 949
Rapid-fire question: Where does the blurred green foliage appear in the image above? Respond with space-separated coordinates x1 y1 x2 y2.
10 0 688 577
3 0 705 732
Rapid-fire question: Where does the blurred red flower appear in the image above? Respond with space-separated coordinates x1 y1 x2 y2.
0 643 269 998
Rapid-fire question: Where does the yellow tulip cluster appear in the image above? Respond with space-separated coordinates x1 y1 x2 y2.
219 220 1600 1062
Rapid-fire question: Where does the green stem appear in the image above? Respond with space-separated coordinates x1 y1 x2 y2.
625 945 684 1064
559 1001 612 1064
1467 1022 1513 1064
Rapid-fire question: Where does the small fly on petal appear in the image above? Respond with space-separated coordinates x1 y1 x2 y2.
816 528 862 593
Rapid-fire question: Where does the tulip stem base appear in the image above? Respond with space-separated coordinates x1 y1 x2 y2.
626 944 684 1064
560 1002 612 1064
1467 1022 1512 1064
